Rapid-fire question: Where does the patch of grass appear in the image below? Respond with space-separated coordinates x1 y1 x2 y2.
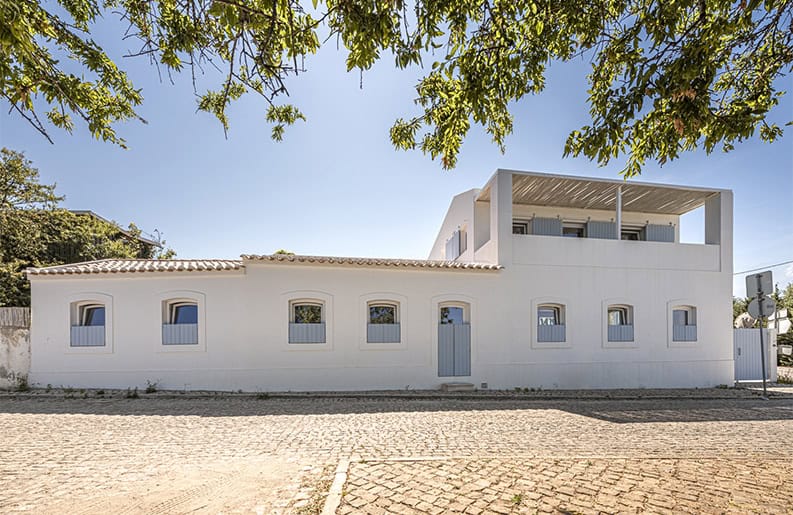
292 467 334 515
145 380 158 394
63 386 74 395
256 392 270 400
777 375 793 385
125 387 139 399
511 494 523 505
96 390 105 396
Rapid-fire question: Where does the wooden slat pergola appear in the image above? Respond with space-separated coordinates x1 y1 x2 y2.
477 171 722 215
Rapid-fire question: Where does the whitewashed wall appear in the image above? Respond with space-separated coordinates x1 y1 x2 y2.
29 256 733 391
1 308 31 388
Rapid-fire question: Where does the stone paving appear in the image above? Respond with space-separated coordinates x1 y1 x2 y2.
339 457 793 514
1 391 792 513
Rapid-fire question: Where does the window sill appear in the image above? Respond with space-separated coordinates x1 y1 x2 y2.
531 341 571 349
668 339 698 348
603 340 638 349
157 343 206 353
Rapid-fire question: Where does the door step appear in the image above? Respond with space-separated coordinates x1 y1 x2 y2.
440 382 475 392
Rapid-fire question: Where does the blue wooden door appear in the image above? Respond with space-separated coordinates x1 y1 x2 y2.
438 306 471 377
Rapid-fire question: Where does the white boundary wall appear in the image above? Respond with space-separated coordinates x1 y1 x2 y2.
0 308 31 388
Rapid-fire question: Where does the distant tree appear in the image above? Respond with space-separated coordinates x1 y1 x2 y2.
733 296 750 322
781 283 793 313
274 249 295 255
2 0 791 174
0 148 175 306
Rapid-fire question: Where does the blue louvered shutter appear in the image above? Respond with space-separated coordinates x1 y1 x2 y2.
445 231 461 260
645 224 675 242
586 221 617 239
531 218 562 236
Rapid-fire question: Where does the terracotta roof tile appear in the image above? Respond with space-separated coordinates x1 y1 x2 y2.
242 254 502 270
27 254 502 276
27 259 243 276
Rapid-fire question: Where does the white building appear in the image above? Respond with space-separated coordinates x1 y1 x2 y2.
26 170 734 391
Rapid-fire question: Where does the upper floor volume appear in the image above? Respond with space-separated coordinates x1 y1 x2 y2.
429 169 732 273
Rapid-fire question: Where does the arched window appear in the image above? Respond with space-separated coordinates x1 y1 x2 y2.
289 300 326 343
672 305 697 342
537 303 565 342
169 302 198 324
367 301 400 343
70 302 106 347
79 304 105 326
607 304 634 342
162 299 199 345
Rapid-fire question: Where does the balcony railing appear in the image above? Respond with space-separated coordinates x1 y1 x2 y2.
289 323 326 344
673 325 697 342
608 324 634 342
70 325 105 347
367 323 401 343
537 324 566 343
162 323 198 345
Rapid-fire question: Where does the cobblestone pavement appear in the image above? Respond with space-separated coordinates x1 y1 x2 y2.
1 392 793 514
339 458 793 514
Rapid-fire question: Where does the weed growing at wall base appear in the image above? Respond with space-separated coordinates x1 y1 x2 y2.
15 376 29 392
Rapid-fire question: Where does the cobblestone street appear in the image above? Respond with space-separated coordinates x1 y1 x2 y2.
1 390 792 514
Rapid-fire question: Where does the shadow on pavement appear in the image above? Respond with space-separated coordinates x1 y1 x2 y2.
1 392 793 423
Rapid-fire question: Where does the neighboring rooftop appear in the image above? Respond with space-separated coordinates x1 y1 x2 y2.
477 170 724 215
26 259 243 276
70 210 162 247
243 254 503 270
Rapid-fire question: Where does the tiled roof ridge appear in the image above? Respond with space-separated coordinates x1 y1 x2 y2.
27 254 503 275
27 259 243 275
242 253 502 270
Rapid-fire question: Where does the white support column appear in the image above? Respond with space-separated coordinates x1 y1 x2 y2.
489 170 513 266
705 191 733 274
615 186 622 240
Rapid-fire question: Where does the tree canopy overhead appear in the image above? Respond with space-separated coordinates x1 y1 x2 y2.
2 0 790 175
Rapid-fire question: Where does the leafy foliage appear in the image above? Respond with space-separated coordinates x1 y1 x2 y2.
2 1 791 174
0 148 174 306
733 296 750 322
779 282 793 314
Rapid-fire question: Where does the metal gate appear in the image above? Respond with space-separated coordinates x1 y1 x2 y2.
734 329 776 381
438 323 471 377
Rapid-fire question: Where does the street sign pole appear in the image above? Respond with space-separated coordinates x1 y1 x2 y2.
745 271 774 398
756 285 767 398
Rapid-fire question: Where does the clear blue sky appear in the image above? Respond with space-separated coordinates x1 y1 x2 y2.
1 14 791 296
